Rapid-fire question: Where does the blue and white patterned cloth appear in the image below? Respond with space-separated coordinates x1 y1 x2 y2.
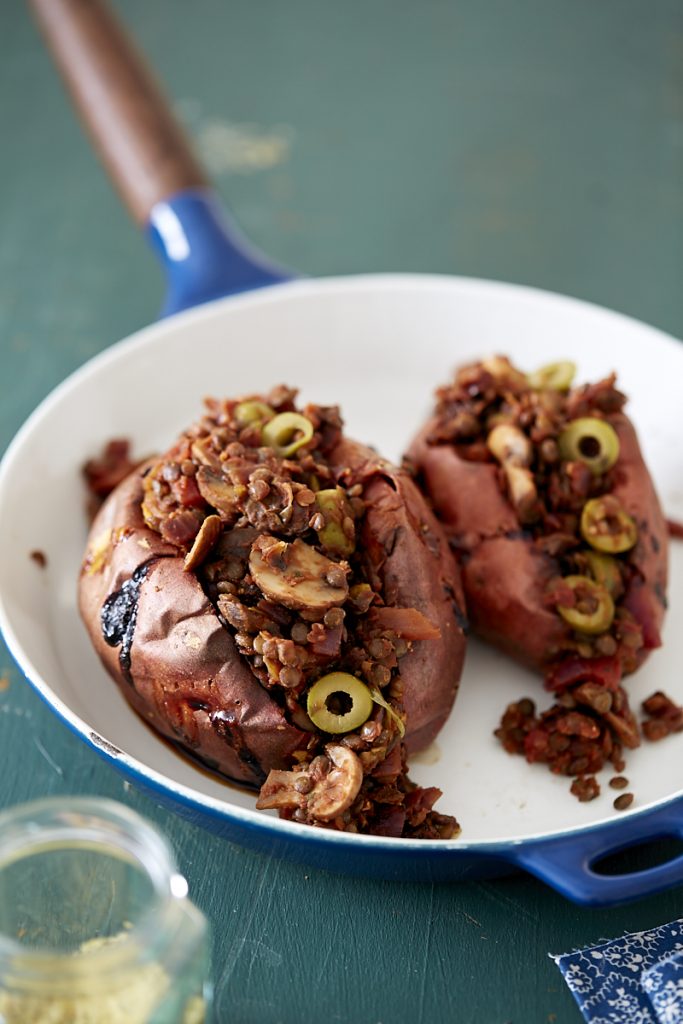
552 920 683 1023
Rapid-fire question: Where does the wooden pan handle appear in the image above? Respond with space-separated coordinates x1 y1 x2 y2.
29 0 208 225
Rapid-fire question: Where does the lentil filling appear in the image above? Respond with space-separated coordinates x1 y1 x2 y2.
136 386 459 838
419 355 669 801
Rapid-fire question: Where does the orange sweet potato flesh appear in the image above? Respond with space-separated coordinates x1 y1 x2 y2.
408 410 668 676
79 439 467 788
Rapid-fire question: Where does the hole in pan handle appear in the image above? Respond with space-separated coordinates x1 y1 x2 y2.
28 0 292 317
511 799 683 907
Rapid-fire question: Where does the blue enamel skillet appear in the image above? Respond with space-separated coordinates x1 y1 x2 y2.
0 0 681 905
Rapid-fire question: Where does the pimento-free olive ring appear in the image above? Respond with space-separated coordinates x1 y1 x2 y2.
527 360 576 391
583 550 623 597
581 496 638 554
234 400 274 426
314 488 355 557
307 672 374 733
554 575 615 635
558 417 620 476
261 412 314 456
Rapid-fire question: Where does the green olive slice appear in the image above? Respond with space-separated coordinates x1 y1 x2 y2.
583 550 622 597
314 488 355 557
261 412 314 457
234 400 274 426
307 672 374 734
527 360 576 391
555 575 615 635
558 417 620 476
580 496 638 553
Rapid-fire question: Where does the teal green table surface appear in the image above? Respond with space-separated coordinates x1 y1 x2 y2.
1 2 682 1021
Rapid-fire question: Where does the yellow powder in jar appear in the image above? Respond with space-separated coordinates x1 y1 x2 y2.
0 931 205 1024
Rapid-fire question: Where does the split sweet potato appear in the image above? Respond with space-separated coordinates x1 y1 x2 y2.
408 357 668 682
79 389 467 838
408 356 669 798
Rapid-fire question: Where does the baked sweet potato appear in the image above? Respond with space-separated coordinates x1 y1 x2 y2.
80 388 467 838
408 357 668 681
408 356 669 795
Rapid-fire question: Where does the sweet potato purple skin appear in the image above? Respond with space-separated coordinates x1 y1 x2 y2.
331 439 467 753
79 466 307 787
408 411 668 675
79 440 467 788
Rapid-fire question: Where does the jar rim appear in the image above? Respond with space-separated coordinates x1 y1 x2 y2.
0 796 186 986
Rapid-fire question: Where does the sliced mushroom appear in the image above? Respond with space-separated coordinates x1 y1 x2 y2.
249 536 349 612
256 744 363 821
195 467 246 520
505 465 538 522
190 436 223 471
183 514 222 572
487 424 532 467
307 745 363 819
487 424 538 521
482 355 528 389
255 770 306 811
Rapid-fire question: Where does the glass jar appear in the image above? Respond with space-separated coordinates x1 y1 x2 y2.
0 797 211 1023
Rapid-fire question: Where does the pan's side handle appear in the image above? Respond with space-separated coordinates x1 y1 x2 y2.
511 799 683 906
29 0 291 314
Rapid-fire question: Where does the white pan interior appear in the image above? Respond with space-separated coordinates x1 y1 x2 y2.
0 275 681 847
